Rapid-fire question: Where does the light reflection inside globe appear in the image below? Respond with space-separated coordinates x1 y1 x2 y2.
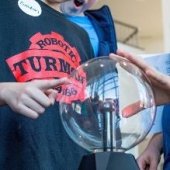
59 56 156 152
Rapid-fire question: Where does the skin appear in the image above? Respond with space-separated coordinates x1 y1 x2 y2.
109 51 170 117
0 78 70 119
116 50 170 106
137 133 162 170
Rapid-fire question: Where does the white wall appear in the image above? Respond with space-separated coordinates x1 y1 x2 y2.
118 42 144 54
139 36 164 53
162 0 170 51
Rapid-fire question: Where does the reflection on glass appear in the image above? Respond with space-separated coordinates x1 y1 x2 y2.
59 56 156 153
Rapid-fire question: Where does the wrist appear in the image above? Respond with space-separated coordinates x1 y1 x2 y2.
148 133 163 154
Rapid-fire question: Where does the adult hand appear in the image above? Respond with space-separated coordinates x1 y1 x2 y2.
137 133 162 170
0 78 69 119
138 147 161 170
116 50 170 105
109 51 170 117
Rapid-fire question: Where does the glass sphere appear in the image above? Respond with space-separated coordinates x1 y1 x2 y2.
59 56 156 152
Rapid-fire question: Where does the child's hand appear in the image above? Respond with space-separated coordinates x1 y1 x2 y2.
0 78 68 119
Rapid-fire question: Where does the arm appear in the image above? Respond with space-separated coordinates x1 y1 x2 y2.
137 133 163 170
0 78 68 119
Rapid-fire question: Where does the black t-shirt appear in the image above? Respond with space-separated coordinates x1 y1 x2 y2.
0 0 94 169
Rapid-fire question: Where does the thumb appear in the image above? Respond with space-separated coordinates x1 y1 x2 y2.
109 53 128 63
33 78 70 90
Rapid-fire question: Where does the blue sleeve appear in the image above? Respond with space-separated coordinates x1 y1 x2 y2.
149 106 163 134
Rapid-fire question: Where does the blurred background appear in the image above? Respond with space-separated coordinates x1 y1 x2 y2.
94 0 169 54
93 0 170 169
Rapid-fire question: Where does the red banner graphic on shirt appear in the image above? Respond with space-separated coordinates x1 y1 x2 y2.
57 71 87 104
29 32 80 67
57 68 87 103
6 32 87 103
6 49 78 82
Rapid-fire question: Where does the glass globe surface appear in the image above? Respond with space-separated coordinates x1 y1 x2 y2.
59 56 156 153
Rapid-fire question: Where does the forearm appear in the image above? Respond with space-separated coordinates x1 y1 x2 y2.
137 132 163 169
147 132 163 154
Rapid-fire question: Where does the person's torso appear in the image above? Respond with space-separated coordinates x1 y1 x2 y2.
0 0 94 83
0 0 93 169
66 15 99 57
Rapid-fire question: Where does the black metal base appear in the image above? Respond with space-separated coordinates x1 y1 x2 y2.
79 152 139 170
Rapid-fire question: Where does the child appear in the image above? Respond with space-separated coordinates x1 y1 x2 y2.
60 0 122 149
60 0 118 57
0 0 94 169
